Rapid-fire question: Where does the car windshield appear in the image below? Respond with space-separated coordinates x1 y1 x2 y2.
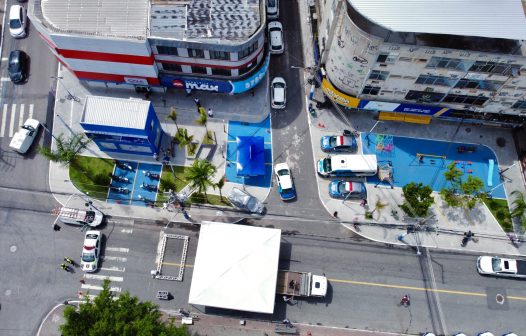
246 198 258 212
86 233 98 239
491 257 501 271
82 253 96 263
323 158 331 172
268 0 276 6
277 169 289 176
10 18 21 29
273 82 285 89
329 137 337 147
338 182 347 194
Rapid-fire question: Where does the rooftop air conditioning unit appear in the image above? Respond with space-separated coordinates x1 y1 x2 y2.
424 87 434 92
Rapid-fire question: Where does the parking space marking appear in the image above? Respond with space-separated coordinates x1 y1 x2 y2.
0 104 7 137
18 104 24 127
1 57 7 62
83 274 124 282
9 105 16 137
28 104 33 119
105 247 129 253
100 266 126 272
81 284 122 293
102 256 127 262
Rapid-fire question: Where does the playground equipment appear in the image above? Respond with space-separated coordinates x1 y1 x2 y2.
375 134 394 153
375 161 394 189
416 153 446 160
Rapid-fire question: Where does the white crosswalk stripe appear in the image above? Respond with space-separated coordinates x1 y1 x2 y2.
105 247 130 253
102 256 127 262
81 284 122 293
100 266 126 272
83 274 124 282
0 104 35 138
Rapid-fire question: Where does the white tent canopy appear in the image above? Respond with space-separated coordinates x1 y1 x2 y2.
188 222 281 314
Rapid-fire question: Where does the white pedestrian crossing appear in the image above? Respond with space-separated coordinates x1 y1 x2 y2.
0 104 35 138
83 274 124 282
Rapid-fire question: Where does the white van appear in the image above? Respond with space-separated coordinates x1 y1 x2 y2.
317 154 377 177
58 207 104 227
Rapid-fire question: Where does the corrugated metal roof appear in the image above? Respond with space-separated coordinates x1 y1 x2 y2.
41 0 149 39
82 96 150 129
349 0 526 40
150 0 261 41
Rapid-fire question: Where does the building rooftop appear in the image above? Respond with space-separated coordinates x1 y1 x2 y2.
349 0 526 41
81 96 151 130
37 0 261 42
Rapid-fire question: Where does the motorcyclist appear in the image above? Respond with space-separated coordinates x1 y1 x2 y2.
64 257 74 265
400 294 410 306
60 263 70 272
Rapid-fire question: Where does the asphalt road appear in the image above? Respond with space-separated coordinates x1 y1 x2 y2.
266 0 330 222
0 0 58 195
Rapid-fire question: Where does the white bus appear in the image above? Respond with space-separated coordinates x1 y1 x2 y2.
317 154 377 177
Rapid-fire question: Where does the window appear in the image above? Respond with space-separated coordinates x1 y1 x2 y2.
239 61 256 75
156 46 178 56
188 48 204 58
442 94 489 106
415 75 456 87
426 57 472 71
192 66 207 74
162 63 182 72
238 42 258 60
454 79 504 91
211 67 231 76
405 90 445 103
368 70 389 81
210 50 231 61
512 101 526 109
376 52 398 64
362 86 380 95
469 61 521 76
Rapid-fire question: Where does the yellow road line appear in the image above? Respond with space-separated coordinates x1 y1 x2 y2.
162 262 193 268
329 278 526 300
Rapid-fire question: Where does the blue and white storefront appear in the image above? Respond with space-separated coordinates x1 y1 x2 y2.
80 96 163 156
159 53 270 94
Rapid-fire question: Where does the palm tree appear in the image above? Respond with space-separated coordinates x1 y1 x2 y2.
511 190 526 229
174 128 194 149
186 159 217 202
195 109 210 140
369 198 388 219
166 107 179 132
38 133 91 167
216 175 226 200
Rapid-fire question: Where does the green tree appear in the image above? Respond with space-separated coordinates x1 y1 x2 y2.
400 182 435 218
38 133 91 167
60 279 188 336
187 159 217 202
440 163 485 210
216 175 226 200
194 109 210 139
174 128 194 149
511 190 526 230
166 107 180 132
366 198 388 219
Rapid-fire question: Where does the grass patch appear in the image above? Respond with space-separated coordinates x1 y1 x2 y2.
189 193 231 206
69 156 114 200
159 165 192 193
484 198 513 232
202 131 215 145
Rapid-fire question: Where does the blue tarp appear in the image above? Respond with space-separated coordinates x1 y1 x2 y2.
236 136 265 176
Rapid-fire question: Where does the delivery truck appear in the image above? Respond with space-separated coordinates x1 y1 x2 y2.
276 270 327 297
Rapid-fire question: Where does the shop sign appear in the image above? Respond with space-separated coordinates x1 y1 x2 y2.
160 76 233 93
124 77 149 86
321 79 359 108
231 53 270 94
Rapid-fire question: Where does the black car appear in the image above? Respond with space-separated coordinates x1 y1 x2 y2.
8 50 28 84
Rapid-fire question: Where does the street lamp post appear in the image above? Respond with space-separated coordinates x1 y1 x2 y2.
50 76 80 102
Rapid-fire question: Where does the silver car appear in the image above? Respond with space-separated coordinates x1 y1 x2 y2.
228 187 265 214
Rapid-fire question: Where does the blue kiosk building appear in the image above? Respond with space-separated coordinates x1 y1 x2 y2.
80 96 163 156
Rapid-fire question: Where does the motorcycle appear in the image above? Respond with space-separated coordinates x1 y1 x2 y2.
110 174 129 184
461 230 474 247
116 161 134 171
143 171 160 180
110 185 130 194
141 183 157 192
138 194 155 207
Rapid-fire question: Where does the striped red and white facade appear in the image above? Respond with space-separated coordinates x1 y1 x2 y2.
28 0 268 93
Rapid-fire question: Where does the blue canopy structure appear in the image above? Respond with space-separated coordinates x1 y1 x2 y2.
236 136 265 176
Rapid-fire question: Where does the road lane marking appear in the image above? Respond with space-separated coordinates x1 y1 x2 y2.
0 104 7 137
120 228 133 234
83 274 123 282
9 105 16 137
329 278 526 300
0 77 10 82
1 57 7 62
162 262 193 268
19 104 24 127
105 247 129 253
28 104 34 119
81 284 121 292
100 266 126 272
102 256 127 262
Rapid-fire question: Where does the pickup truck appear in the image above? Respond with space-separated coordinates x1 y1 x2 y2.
276 271 327 297
9 118 40 154
477 256 526 278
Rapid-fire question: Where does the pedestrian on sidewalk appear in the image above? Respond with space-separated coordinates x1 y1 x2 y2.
360 198 368 207
194 97 201 108
282 296 290 303
153 152 159 161
53 224 61 231
333 211 338 218
207 108 213 118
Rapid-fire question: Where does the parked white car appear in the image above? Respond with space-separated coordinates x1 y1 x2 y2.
266 0 279 19
268 21 284 54
271 77 286 109
9 118 40 154
228 187 265 214
274 163 296 200
9 5 27 38
81 230 101 272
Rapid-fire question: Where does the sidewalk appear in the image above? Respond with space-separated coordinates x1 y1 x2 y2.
49 64 271 223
